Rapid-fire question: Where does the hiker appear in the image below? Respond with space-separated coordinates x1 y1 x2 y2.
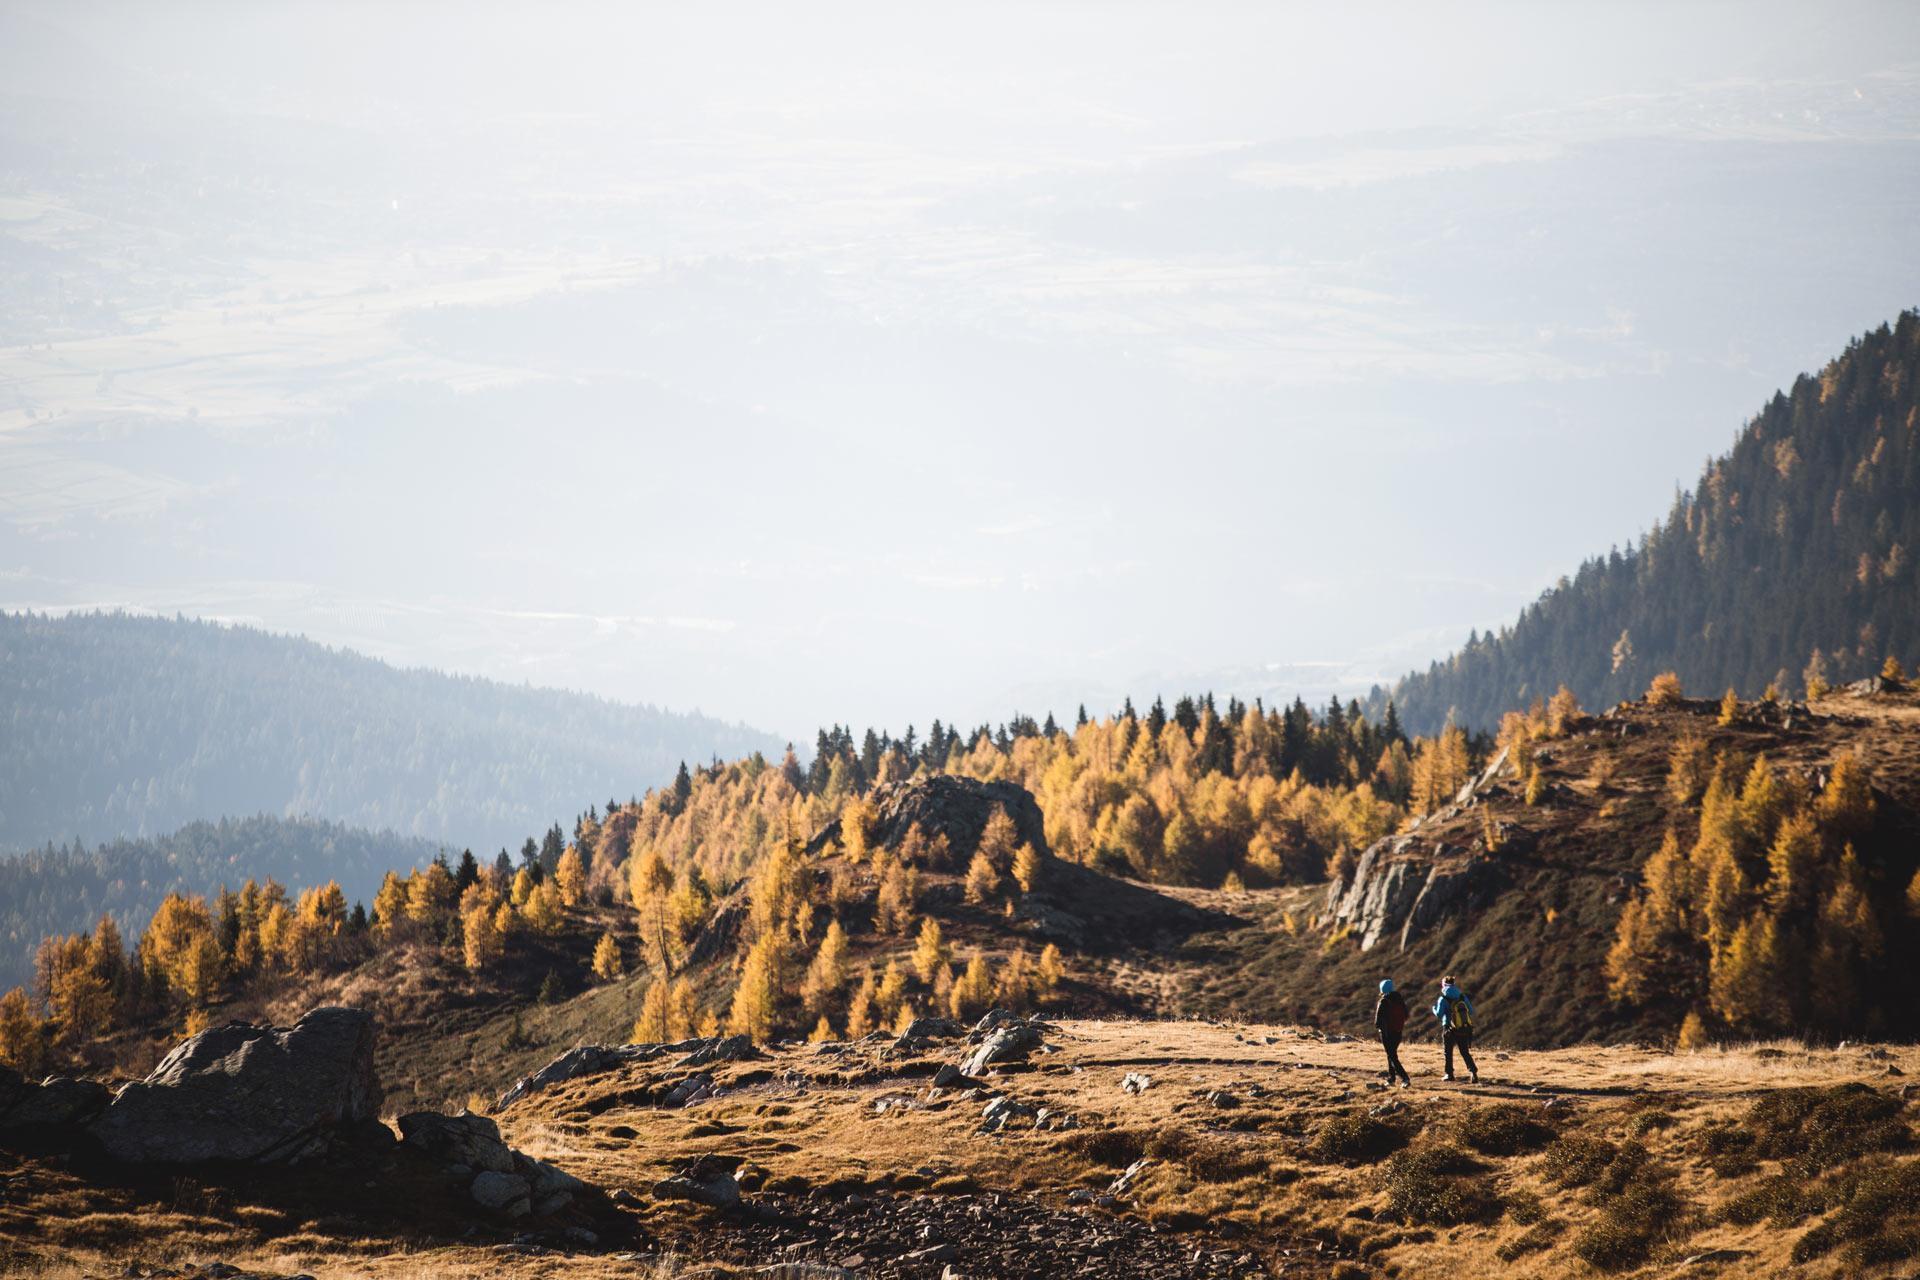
1373 978 1412 1086
1432 975 1478 1083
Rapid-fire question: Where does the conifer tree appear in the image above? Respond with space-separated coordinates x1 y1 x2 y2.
634 978 672 1043
462 901 503 972
1038 943 1064 996
590 932 625 981
727 935 780 1042
912 918 949 985
1717 688 1740 726
555 848 587 907
1012 843 1044 894
875 854 919 934
667 979 697 1040
372 871 409 933
949 953 993 1020
1764 811 1820 918
964 849 1002 904
802 920 849 1015
1815 751 1875 838
845 968 878 1038
0 987 48 1076
876 958 908 1023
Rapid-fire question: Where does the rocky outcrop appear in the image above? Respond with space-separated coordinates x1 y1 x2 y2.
957 1010 1050 1076
1321 836 1427 950
1322 835 1503 952
495 1034 763 1110
88 1006 379 1164
807 775 1050 868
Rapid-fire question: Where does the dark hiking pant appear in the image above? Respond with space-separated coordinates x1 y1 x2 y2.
1444 1027 1477 1078
1380 1032 1410 1084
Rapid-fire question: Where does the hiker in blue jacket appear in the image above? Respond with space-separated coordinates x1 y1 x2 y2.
1432 975 1479 1083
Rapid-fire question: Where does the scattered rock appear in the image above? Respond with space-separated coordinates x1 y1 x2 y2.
960 1023 1043 1077
1109 1157 1154 1196
1121 1072 1153 1094
901 1017 967 1040
679 1035 764 1070
664 1073 716 1107
88 1007 380 1164
979 1096 1039 1133
655 1154 743 1210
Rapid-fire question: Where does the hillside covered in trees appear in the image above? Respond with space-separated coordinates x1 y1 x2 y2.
1382 312 1920 734
0 611 780 852
0 815 444 991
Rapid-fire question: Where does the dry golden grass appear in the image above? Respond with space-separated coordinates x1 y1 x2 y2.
9 1016 1920 1277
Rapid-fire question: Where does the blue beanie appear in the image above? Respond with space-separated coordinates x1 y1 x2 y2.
1379 978 1395 994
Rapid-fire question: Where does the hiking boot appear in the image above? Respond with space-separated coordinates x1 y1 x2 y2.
1442 1073 1455 1082
1470 1070 1480 1084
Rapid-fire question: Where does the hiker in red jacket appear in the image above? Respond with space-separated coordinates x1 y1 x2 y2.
1373 978 1412 1087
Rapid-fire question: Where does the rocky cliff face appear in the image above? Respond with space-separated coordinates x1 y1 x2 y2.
1320 749 1514 952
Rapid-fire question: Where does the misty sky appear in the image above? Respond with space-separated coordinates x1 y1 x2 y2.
2 1 1918 743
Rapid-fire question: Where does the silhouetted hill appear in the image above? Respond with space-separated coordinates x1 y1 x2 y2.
1379 312 1920 734
0 611 780 851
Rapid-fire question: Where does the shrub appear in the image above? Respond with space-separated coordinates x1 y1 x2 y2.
1722 1175 1810 1227
1505 1189 1547 1224
1383 1145 1495 1225
1454 1103 1556 1156
1627 1109 1676 1137
1574 1167 1689 1271
1312 1113 1410 1163
1573 1217 1652 1271
1540 1136 1617 1188
1787 1158 1920 1265
1747 1085 1909 1176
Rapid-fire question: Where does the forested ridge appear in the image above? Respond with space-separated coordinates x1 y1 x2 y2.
0 814 443 991
1382 312 1920 734
0 611 780 851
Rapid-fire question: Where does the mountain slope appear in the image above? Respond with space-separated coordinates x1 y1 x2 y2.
1382 311 1920 735
0 611 781 852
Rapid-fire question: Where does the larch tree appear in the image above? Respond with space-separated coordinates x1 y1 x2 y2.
1038 943 1064 996
555 848 587 907
0 987 48 1076
1012 843 1044 894
591 932 625 981
727 935 780 1043
912 918 949 985
963 849 1002 905
801 919 848 1015
633 978 672 1043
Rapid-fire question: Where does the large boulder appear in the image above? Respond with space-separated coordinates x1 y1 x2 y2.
0 1072 111 1133
809 775 1049 869
88 1006 380 1164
